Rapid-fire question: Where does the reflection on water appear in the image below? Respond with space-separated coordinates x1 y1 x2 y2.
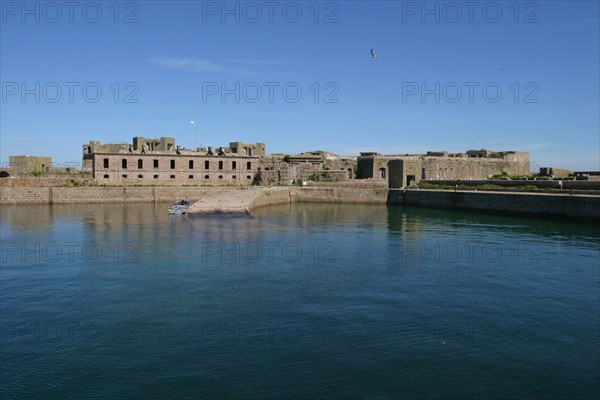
1 202 599 399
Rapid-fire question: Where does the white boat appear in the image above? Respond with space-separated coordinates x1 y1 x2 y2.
168 200 190 215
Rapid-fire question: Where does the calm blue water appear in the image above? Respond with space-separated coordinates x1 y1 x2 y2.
1 203 599 399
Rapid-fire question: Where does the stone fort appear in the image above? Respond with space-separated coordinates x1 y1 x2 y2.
81 137 530 187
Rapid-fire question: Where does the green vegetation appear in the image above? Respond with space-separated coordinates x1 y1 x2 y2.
31 170 42 177
491 172 510 180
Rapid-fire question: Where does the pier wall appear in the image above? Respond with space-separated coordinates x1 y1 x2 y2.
0 186 233 204
2 186 599 221
248 187 388 211
388 189 600 220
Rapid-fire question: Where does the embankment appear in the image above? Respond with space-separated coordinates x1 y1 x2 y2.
2 185 599 221
388 189 600 221
0 186 234 204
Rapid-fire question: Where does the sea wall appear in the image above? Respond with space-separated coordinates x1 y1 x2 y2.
0 186 233 204
424 179 600 190
3 185 599 221
248 187 388 211
292 187 388 205
388 189 600 220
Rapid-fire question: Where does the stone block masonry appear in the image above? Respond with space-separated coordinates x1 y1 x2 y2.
0 186 234 204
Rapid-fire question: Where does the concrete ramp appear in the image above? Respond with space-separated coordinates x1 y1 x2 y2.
186 187 290 214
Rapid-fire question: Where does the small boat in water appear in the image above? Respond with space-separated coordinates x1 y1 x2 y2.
168 199 190 215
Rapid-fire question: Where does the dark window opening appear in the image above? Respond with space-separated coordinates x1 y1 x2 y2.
170 160 175 169
170 175 175 179
232 161 237 170
103 158 109 168
122 174 127 178
103 174 109 179
204 175 209 179
154 160 159 169
247 162 252 170
189 160 194 169
189 175 193 179
122 159 127 169
138 159 143 169
205 160 210 169
154 175 159 179
138 174 143 179
218 161 223 170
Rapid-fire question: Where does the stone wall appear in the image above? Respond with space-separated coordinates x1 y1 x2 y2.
388 189 600 220
424 180 600 190
88 153 257 185
3 185 599 221
0 186 234 204
248 187 389 211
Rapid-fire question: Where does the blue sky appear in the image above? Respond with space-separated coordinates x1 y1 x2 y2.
1 0 599 170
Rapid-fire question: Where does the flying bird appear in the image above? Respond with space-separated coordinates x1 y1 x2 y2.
370 49 377 58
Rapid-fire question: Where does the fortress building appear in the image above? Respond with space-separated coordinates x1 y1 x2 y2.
357 150 530 188
82 137 530 187
82 137 267 185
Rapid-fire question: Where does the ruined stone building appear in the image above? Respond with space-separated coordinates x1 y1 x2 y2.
358 150 530 188
82 137 266 185
82 137 356 186
81 136 530 187
8 155 52 174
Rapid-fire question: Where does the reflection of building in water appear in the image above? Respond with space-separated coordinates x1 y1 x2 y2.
358 150 530 188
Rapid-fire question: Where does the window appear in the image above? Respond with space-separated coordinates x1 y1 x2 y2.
232 175 236 179
122 174 127 178
247 162 252 170
154 160 159 169
218 161 223 170
189 160 194 169
247 175 251 179
170 160 175 169
154 175 159 179
170 175 175 179
218 175 223 179
103 158 109 168
205 160 210 169
379 168 386 179
232 161 237 170
138 159 143 169
103 174 109 178
138 174 143 179
204 175 209 179
189 175 193 179
122 159 127 169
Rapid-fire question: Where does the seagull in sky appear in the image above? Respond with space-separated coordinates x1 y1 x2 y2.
370 49 377 58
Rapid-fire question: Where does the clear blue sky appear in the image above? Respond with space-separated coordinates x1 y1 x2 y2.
1 0 599 171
